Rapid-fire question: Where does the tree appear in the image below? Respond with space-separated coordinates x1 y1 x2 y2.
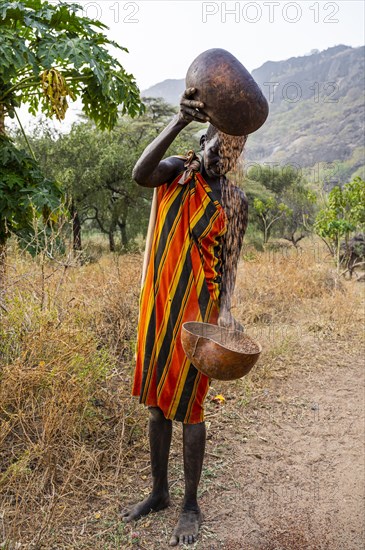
247 165 307 245
0 0 143 129
0 0 143 275
248 164 302 195
0 133 63 256
253 197 290 244
314 177 365 271
15 99 201 252
276 186 317 247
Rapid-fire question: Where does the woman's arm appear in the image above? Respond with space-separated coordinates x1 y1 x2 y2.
132 88 210 188
218 185 248 331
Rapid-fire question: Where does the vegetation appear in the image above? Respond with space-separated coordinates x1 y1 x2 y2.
314 177 365 270
0 134 63 272
253 197 290 245
245 165 317 247
0 0 143 273
0 238 363 548
13 98 201 252
0 0 142 127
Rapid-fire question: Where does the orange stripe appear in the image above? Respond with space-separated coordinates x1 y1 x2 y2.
133 170 227 423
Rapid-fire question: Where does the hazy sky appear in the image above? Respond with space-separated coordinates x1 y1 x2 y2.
85 0 365 89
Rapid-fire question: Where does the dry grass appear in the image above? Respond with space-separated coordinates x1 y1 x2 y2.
233 241 364 385
0 239 363 548
0 250 145 548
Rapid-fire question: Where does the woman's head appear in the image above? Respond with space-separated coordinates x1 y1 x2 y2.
201 124 247 177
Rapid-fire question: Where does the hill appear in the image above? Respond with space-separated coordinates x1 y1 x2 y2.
142 45 365 183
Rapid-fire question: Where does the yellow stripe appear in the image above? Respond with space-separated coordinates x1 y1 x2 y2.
141 231 192 398
167 261 206 419
154 186 188 283
157 269 194 394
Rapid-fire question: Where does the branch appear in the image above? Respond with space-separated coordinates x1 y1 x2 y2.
0 75 37 101
14 109 36 161
83 206 108 234
340 261 365 277
266 211 286 232
318 235 335 256
0 72 92 102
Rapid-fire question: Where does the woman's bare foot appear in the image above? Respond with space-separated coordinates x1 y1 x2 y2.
121 492 170 522
169 508 202 546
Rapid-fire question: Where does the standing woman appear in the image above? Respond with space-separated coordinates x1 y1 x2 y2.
122 87 248 546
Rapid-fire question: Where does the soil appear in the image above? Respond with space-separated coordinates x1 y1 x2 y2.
200 355 364 549
125 343 364 549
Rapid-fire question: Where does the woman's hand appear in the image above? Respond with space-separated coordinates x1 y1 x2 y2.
179 87 210 124
218 307 244 332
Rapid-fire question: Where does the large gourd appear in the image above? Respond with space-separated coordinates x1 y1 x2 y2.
186 48 268 136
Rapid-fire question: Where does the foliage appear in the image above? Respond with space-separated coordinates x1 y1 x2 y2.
0 0 144 263
0 134 62 249
253 197 290 244
314 177 365 270
0 0 144 128
14 99 201 251
276 185 317 247
246 165 315 245
248 165 303 195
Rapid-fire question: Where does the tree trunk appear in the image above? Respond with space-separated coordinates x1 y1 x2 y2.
109 230 115 252
118 220 128 248
70 201 82 251
336 236 341 273
289 233 305 248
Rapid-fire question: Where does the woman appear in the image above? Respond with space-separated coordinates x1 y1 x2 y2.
122 88 248 546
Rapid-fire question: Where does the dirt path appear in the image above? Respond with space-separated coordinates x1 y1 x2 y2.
125 342 364 549
134 349 365 550
199 355 365 549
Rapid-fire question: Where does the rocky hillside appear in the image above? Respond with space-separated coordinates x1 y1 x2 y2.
142 45 364 183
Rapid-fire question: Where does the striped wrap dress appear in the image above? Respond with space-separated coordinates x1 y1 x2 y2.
132 168 227 423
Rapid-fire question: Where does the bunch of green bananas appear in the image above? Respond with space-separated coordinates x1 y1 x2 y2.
40 68 75 121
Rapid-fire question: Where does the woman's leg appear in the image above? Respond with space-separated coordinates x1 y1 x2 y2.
122 406 172 522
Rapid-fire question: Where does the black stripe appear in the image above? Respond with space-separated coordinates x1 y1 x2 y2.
140 299 157 402
191 199 219 245
155 248 194 388
154 185 189 273
174 363 200 422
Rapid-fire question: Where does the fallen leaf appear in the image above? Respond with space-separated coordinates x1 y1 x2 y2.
212 394 226 404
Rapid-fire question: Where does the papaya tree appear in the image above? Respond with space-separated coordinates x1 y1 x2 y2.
0 0 144 280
